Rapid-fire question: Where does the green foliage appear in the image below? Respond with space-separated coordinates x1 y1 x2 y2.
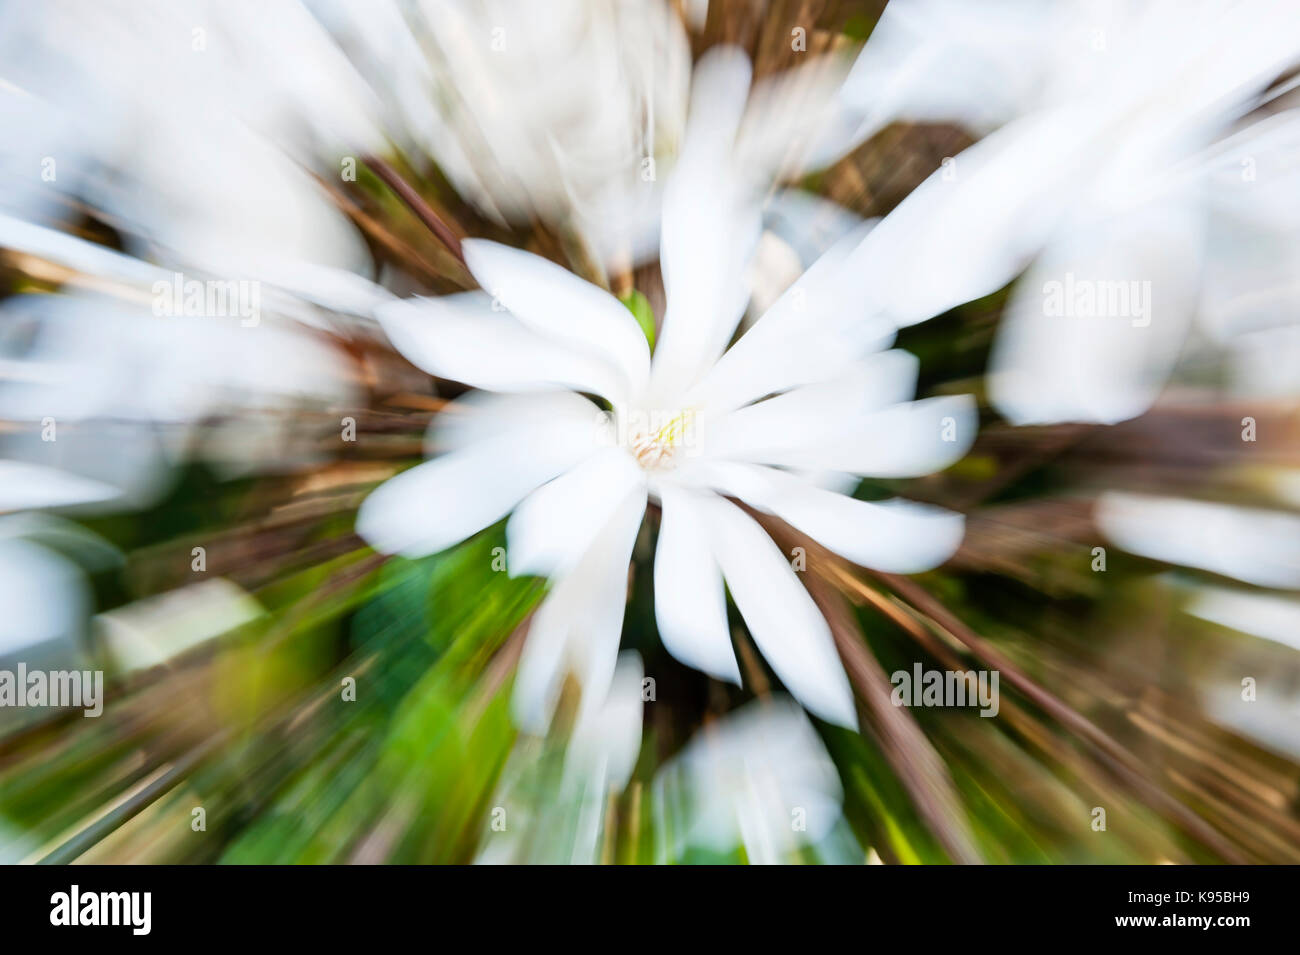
620 288 656 352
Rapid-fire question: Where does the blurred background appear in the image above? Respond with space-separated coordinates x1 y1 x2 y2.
2 0 1299 864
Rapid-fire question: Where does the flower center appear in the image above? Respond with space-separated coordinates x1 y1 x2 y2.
621 408 695 472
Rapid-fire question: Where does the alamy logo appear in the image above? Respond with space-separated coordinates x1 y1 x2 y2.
0 665 102 717
50 885 151 935
152 272 261 327
890 664 999 717
1042 272 1151 327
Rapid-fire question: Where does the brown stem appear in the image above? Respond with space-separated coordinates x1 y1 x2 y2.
804 573 984 864
363 155 467 266
466 609 535 725
871 571 1250 864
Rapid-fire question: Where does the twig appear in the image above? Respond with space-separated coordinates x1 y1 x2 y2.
363 155 466 266
804 573 984 865
871 571 1250 864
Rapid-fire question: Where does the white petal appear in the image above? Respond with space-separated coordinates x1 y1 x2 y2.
653 485 739 684
841 0 1052 133
567 487 648 715
374 292 625 402
0 537 89 656
816 395 977 477
705 350 920 458
461 239 650 399
988 202 1203 425
512 487 647 733
509 582 574 736
1198 111 1300 343
651 47 763 402
429 390 604 455
777 492 963 575
0 213 165 286
701 497 856 728
565 650 646 792
0 294 148 422
763 189 869 266
1096 493 1300 590
685 222 895 415
1225 326 1300 401
657 696 845 856
708 381 976 479
848 106 1103 328
259 260 396 317
356 424 597 558
679 461 963 573
507 447 646 579
735 54 866 180
669 46 752 189
1183 585 1300 655
0 460 119 512
788 469 861 496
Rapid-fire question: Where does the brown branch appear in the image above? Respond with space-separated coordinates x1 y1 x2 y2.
465 609 535 725
363 155 467 266
744 501 982 861
803 573 984 864
749 499 1251 863
871 571 1251 864
310 167 455 286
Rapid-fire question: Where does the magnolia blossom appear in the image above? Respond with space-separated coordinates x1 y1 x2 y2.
0 278 358 502
476 651 645 865
841 0 1300 424
301 0 690 268
319 0 884 269
1094 490 1300 759
1095 491 1300 649
0 0 376 279
406 0 690 244
1096 492 1300 591
0 1 393 502
0 462 117 665
359 50 974 731
652 696 855 864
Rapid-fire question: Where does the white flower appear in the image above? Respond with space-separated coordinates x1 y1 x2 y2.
0 459 117 515
0 0 374 279
0 1 391 501
840 0 1300 424
1094 490 1300 758
327 3 877 269
651 696 856 864
0 462 117 666
358 52 975 732
0 281 357 504
1096 491 1300 591
476 651 645 865
401 0 691 250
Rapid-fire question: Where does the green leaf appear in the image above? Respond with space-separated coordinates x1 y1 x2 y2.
619 289 656 352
